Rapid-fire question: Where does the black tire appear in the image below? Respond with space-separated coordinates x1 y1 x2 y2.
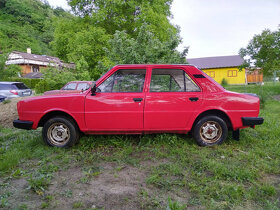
192 115 228 146
42 116 80 147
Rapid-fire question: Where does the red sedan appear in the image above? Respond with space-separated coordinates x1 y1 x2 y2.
43 81 92 95
13 64 263 147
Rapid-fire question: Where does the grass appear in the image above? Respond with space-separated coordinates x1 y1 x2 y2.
0 82 279 209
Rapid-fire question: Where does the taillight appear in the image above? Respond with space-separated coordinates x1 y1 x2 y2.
10 90 18 95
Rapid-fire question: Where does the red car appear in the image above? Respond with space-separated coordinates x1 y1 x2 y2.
13 64 263 147
43 81 92 95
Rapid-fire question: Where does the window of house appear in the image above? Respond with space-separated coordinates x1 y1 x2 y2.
206 71 215 78
32 65 39 72
150 69 200 92
98 69 146 93
228 70 237 77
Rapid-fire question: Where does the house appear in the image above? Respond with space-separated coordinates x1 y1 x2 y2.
5 48 75 78
187 55 246 85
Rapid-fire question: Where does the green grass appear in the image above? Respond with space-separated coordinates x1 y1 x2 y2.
0 83 280 209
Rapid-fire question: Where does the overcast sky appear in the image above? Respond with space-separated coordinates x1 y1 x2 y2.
47 0 280 58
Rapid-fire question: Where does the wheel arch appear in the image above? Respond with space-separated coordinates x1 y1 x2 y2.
191 109 233 131
38 110 80 131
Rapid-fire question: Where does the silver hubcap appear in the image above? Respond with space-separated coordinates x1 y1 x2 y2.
47 123 70 146
200 121 222 143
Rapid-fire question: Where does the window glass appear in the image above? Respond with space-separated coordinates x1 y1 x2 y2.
150 69 200 92
77 83 90 90
63 82 77 90
98 69 146 92
13 83 29 89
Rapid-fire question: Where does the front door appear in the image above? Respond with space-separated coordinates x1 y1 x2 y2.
144 68 203 131
85 68 146 132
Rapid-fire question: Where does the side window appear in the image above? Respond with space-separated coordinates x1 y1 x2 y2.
98 69 146 93
77 83 90 90
62 83 77 90
150 69 200 92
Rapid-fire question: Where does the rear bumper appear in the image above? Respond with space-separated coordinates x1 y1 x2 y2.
13 120 33 130
242 117 264 126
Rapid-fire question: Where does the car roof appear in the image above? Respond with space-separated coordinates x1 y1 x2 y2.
0 81 22 84
67 81 92 83
114 64 196 68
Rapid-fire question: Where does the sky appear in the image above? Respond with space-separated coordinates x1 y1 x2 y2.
47 0 280 58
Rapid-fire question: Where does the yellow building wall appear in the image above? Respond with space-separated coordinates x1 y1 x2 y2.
203 67 246 84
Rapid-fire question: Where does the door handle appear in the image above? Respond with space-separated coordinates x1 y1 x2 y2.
189 97 199 102
133 98 143 102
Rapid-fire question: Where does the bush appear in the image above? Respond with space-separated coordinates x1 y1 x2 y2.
35 80 50 94
221 78 228 87
0 64 21 80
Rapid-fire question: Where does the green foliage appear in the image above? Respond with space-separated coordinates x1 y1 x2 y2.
97 25 187 72
239 28 280 75
0 0 70 55
52 17 110 78
53 0 187 79
221 78 228 87
0 54 21 80
67 0 177 42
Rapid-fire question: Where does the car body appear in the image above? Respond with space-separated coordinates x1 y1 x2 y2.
0 82 32 99
0 95 6 102
43 81 92 95
13 64 263 147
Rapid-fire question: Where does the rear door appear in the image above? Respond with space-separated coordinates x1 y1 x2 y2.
85 68 147 132
144 68 203 131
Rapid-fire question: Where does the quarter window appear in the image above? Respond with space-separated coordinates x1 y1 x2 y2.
150 69 200 92
98 69 146 93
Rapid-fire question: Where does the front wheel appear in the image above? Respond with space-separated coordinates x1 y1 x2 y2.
192 115 228 146
42 116 80 147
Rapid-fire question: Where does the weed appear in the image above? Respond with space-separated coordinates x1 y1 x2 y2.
2 99 11 104
27 174 50 195
73 201 84 209
167 197 187 210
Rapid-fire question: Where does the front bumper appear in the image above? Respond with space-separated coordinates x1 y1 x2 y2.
242 117 264 126
13 120 33 130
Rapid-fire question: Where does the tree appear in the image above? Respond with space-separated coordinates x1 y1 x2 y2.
67 0 178 42
239 28 280 75
96 24 188 74
0 0 71 55
52 17 111 78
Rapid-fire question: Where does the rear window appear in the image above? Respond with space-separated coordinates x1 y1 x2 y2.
13 83 29 89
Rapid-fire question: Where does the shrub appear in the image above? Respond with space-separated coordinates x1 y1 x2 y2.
221 78 228 87
35 80 50 94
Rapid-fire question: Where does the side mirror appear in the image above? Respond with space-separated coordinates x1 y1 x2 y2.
91 83 97 96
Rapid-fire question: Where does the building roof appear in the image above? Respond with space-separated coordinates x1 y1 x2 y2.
23 72 43 79
5 51 75 68
187 55 244 69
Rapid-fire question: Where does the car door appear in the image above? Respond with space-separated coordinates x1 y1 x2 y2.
85 68 147 132
144 68 203 131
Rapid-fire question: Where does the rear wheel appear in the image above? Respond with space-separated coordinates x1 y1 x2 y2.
42 116 79 147
192 115 228 146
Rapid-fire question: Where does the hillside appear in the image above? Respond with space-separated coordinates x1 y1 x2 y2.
0 0 71 55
